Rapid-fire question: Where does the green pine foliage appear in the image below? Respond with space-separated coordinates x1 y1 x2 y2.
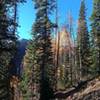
90 0 100 75
24 0 56 99
0 0 25 99
0 1 15 99
77 0 91 79
0 0 99 99
20 40 40 99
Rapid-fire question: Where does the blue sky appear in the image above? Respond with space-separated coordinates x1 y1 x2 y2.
18 0 93 39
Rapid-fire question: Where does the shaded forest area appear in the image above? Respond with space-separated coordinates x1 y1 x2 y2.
0 0 100 100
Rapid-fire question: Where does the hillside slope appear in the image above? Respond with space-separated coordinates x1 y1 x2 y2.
55 76 100 100
72 76 100 100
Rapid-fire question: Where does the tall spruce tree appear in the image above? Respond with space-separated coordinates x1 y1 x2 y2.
90 0 100 75
31 0 56 99
0 1 16 99
77 0 91 80
0 0 25 99
20 40 39 99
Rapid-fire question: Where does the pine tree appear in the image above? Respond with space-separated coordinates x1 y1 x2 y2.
0 0 25 99
20 40 39 99
77 0 91 80
0 1 15 99
31 0 56 99
90 0 100 75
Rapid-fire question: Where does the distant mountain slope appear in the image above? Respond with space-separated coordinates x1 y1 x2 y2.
10 39 29 77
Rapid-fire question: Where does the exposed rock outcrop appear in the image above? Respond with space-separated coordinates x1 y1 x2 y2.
10 39 28 77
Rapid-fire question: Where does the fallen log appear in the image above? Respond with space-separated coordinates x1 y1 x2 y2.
54 76 99 99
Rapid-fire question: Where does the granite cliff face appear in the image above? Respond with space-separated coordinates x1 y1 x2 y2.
10 39 28 77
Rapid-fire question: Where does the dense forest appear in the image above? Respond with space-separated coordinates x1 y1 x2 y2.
0 0 100 100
